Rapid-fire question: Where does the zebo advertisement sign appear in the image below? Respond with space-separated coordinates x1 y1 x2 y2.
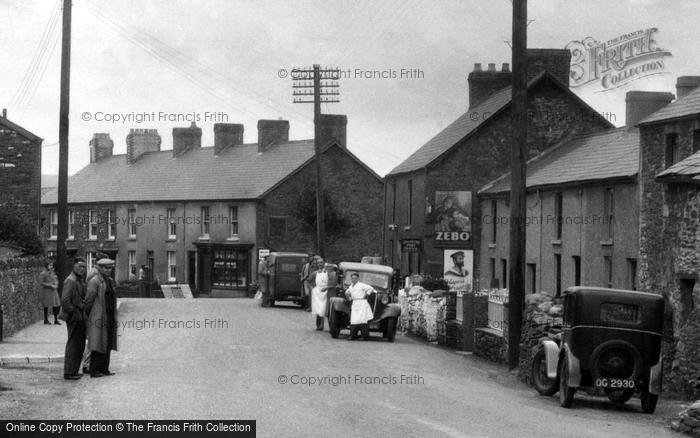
429 190 472 248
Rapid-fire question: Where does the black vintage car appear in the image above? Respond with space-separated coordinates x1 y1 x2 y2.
261 252 308 307
326 262 401 342
533 287 665 414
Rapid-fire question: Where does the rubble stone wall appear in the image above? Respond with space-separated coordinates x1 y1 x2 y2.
398 287 446 343
0 257 43 339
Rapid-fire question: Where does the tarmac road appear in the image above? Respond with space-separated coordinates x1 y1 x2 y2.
1 298 681 437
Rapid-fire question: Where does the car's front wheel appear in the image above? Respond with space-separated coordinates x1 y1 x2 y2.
328 310 340 339
532 347 558 396
386 318 396 343
640 388 658 414
559 354 575 408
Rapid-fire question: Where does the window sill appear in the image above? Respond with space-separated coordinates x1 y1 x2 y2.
551 239 562 246
198 235 210 241
600 239 614 247
105 237 115 242
87 237 98 241
226 236 240 241
166 237 177 242
127 237 137 241
47 237 57 241
488 243 496 249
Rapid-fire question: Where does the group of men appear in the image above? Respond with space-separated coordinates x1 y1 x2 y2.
59 252 118 380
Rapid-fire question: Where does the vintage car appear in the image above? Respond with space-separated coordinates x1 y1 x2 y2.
326 262 401 341
532 287 665 414
262 252 308 307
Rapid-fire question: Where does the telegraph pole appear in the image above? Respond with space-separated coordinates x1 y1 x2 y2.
56 0 72 295
292 65 340 258
508 0 527 369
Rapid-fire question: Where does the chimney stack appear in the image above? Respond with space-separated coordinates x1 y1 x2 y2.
468 62 512 108
2 108 6 118
526 48 572 85
676 76 700 100
257 120 289 153
126 128 161 164
172 122 202 157
214 123 244 155
318 114 347 148
89 133 114 163
625 91 675 128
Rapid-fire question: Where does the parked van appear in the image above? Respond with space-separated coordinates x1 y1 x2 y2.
262 252 308 307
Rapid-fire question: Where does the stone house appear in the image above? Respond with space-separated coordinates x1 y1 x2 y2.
40 116 383 297
0 109 43 230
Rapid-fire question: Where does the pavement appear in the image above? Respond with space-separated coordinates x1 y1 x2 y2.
0 298 687 437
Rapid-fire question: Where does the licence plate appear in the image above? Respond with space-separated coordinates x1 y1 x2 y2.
594 378 635 389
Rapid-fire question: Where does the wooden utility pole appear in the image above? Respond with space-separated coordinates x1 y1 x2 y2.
292 65 340 258
508 0 527 369
56 0 72 295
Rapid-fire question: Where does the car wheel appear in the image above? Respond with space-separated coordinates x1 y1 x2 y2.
559 354 575 408
532 347 558 396
605 388 634 404
640 388 658 414
386 318 396 343
328 311 340 339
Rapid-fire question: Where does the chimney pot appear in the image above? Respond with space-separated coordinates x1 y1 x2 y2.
487 63 496 72
473 63 482 72
502 63 510 72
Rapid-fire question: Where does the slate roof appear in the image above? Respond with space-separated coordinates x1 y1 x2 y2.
656 151 700 183
42 140 320 204
479 127 639 195
0 116 43 142
386 71 613 177
638 86 700 125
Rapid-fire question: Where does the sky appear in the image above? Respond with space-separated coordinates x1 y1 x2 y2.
1 0 700 177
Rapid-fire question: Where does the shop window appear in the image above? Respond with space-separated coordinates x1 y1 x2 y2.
212 249 249 287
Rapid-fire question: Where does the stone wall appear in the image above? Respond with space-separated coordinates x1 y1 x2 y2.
0 257 44 339
398 287 447 343
669 309 700 399
517 293 563 384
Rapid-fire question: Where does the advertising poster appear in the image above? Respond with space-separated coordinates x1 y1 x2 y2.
443 249 473 295
432 191 472 247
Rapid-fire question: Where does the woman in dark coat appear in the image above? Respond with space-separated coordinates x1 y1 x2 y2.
39 261 61 325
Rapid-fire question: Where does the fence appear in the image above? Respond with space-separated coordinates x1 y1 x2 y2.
487 289 508 334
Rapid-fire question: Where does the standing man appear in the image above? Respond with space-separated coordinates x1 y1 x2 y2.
345 272 375 340
59 257 87 380
300 253 315 311
81 251 108 374
85 258 118 377
258 255 271 307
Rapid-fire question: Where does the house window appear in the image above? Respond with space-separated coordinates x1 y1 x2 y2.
500 258 508 289
229 206 239 237
212 249 249 287
167 208 176 239
604 188 614 240
49 210 58 238
490 258 497 288
665 133 680 168
128 251 136 279
167 251 177 282
604 256 613 288
407 180 413 226
128 209 137 238
201 206 210 236
491 199 497 243
526 263 536 294
86 252 96 272
554 254 562 297
67 209 75 239
627 258 637 290
269 216 286 239
89 209 98 239
694 130 700 154
554 192 563 240
573 256 581 286
107 210 116 239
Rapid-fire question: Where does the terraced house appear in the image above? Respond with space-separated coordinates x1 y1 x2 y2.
40 116 383 297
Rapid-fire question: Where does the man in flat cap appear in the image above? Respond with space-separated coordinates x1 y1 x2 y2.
444 251 469 278
81 251 109 373
60 257 88 379
85 258 118 377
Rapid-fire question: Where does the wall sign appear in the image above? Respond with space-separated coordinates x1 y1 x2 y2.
431 191 472 247
401 239 422 253
443 249 473 295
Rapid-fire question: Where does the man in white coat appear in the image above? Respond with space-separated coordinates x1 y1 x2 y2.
345 272 375 340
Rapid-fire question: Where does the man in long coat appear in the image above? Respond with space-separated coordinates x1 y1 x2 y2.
85 258 118 377
59 257 88 379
